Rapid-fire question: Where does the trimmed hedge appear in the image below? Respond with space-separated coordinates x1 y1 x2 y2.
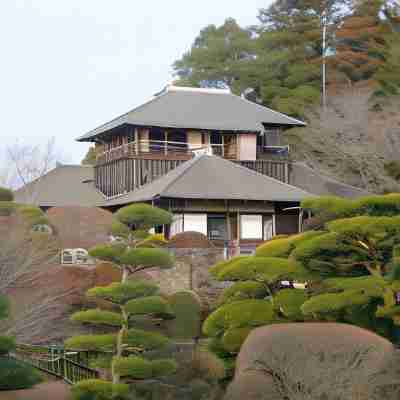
203 299 275 340
218 281 268 304
255 231 324 258
274 289 308 320
119 248 174 269
0 187 13 201
0 358 42 390
71 309 123 327
115 203 172 228
125 296 174 318
87 280 159 304
113 356 177 379
212 256 305 284
167 291 202 339
0 202 16 216
71 379 129 400
0 335 16 355
65 334 117 352
124 328 170 351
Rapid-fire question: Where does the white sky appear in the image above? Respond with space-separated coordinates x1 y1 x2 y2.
0 0 270 165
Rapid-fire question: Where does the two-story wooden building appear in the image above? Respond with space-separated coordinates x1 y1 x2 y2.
15 85 369 253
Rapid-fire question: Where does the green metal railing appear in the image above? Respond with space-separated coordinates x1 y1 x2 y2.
12 344 99 385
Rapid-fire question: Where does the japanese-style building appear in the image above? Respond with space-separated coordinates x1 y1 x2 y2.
15 85 369 252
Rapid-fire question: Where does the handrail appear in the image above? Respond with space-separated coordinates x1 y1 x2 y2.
12 344 99 385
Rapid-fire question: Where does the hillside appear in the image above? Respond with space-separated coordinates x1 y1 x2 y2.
284 86 400 194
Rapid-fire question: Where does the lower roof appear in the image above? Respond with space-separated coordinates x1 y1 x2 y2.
13 157 370 209
104 154 311 206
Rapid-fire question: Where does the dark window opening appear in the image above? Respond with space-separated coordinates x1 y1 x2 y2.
207 214 227 240
149 127 165 152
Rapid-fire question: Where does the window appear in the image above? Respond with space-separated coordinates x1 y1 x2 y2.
207 215 227 240
240 215 263 239
184 214 207 236
61 249 74 264
61 248 93 265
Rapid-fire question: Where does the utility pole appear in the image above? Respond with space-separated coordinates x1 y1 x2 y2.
322 9 328 111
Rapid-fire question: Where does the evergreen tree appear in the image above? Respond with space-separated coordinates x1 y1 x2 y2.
173 18 255 90
204 194 400 363
67 204 177 397
81 147 97 166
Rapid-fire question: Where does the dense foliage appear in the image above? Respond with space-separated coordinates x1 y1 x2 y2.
204 193 400 367
173 0 400 117
0 294 42 390
67 204 176 397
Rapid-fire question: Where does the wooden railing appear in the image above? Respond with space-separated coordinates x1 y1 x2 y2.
97 140 197 164
12 344 99 385
97 140 241 164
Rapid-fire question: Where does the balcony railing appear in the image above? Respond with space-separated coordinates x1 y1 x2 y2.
97 140 241 164
97 140 198 164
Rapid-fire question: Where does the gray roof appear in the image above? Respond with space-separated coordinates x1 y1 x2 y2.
104 154 311 206
14 165 105 207
77 86 305 142
290 162 371 199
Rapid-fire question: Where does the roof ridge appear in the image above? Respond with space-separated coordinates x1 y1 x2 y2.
215 156 310 195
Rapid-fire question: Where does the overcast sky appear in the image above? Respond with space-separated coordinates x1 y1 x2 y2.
0 0 270 165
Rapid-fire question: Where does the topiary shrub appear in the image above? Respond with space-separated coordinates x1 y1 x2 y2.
71 379 129 400
218 281 268 305
167 291 202 339
0 335 16 355
384 161 400 181
0 187 13 202
167 231 215 248
0 202 16 216
0 358 42 390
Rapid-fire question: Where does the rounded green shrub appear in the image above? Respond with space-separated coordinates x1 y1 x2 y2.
71 379 129 400
222 327 253 352
119 248 174 270
0 202 16 216
87 280 159 305
255 231 324 258
65 334 117 352
0 358 42 390
0 335 16 355
18 205 44 221
274 289 308 320
203 299 275 340
218 281 268 304
113 356 153 379
151 359 178 377
115 203 172 228
124 328 170 351
213 256 303 284
167 291 202 339
71 309 123 327
0 187 13 201
125 296 174 318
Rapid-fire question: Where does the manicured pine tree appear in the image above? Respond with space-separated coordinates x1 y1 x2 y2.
67 204 177 396
204 194 400 359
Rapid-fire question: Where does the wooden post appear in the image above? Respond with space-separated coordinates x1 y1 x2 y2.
164 130 168 155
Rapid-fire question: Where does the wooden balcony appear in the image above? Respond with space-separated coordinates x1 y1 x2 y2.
96 140 195 164
96 140 240 165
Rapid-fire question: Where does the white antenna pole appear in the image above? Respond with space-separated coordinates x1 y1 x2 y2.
322 10 327 111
